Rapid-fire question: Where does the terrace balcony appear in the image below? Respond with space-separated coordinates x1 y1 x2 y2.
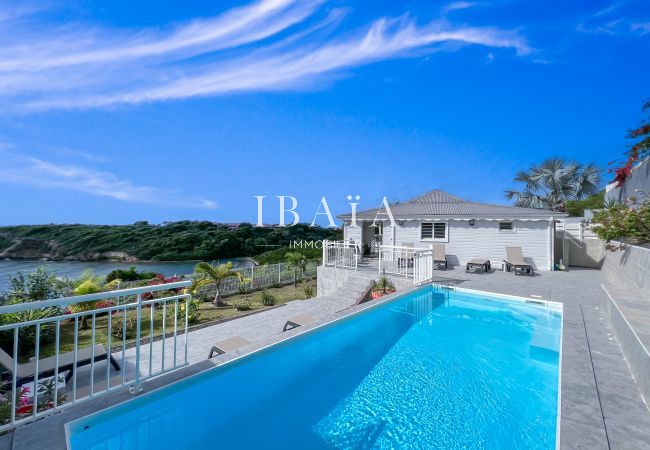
0 243 649 449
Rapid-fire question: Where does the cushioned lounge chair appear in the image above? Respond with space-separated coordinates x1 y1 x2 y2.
503 247 534 276
0 344 120 386
208 336 252 358
433 244 448 270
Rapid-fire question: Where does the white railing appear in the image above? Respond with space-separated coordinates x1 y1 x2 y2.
118 261 318 295
379 245 433 284
322 240 359 270
0 280 191 432
413 249 434 285
378 245 417 278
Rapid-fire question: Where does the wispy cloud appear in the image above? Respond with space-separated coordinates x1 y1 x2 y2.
0 152 216 209
631 22 650 34
442 2 480 14
0 0 529 111
578 1 649 36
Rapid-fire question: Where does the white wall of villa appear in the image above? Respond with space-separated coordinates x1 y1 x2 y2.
344 218 553 271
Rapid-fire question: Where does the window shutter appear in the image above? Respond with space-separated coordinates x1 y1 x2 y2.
433 222 446 239
421 223 433 239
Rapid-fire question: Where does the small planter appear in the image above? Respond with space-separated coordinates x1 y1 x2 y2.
371 290 395 300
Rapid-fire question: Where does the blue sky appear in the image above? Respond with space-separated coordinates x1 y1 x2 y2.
0 0 648 226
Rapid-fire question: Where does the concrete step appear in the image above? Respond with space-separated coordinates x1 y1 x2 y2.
334 277 374 306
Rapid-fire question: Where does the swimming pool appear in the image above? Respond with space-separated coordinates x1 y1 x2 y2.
68 285 562 449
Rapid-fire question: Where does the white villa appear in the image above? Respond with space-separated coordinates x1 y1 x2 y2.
337 190 568 271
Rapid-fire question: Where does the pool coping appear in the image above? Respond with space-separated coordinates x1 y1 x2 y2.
9 284 563 450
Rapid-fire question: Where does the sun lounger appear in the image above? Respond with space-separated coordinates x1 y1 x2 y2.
208 336 252 358
466 258 491 274
0 344 120 386
503 247 534 276
433 244 448 270
282 314 316 332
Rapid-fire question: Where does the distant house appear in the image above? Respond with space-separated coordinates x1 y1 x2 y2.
337 190 567 271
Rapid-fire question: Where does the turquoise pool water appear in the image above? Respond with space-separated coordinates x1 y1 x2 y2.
69 286 562 449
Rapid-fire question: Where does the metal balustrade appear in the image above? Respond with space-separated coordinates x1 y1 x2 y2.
378 245 434 284
322 240 359 270
0 280 192 431
413 249 434 285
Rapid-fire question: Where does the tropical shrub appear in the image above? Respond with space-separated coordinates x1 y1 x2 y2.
0 267 63 353
191 262 244 306
0 386 29 423
175 297 201 323
0 379 66 422
34 376 67 413
105 267 159 283
234 300 252 311
259 290 276 306
592 197 650 249
303 284 315 299
373 277 396 295
141 275 184 301
255 246 324 265
285 252 307 287
68 269 104 329
565 192 605 217
111 316 136 340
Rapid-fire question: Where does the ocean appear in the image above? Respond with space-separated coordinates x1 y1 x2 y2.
0 258 254 294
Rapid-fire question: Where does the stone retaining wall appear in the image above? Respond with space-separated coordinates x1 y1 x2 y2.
601 242 650 291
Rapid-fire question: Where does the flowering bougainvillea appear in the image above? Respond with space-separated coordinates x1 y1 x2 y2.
141 275 184 300
609 99 650 187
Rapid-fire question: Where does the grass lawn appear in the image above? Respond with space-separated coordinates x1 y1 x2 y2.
19 282 316 360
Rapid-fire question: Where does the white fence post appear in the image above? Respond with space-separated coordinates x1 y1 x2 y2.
130 293 143 394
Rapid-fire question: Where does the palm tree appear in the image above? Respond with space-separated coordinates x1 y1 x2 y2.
285 252 307 287
505 158 601 211
70 269 104 329
192 262 244 307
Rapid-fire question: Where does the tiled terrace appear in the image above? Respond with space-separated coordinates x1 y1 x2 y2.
3 266 650 449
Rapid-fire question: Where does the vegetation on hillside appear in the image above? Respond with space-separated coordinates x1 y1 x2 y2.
254 244 331 265
105 267 160 282
0 222 339 261
505 158 601 211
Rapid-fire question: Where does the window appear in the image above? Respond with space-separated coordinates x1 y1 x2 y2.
421 223 433 239
434 222 446 239
421 222 447 241
499 221 514 232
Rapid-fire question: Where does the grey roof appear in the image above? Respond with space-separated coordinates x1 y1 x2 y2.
338 190 567 220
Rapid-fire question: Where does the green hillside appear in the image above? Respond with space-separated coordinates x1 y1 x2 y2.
0 222 340 261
